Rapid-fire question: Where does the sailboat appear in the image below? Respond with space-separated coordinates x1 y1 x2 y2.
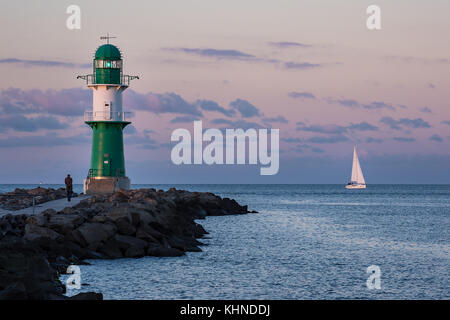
345 146 366 189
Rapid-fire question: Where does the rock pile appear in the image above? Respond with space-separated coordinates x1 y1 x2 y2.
0 188 253 300
0 187 78 211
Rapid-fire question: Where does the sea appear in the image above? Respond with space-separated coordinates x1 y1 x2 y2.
1 184 449 299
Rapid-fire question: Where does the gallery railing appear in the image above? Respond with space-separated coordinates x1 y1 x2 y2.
84 111 133 122
88 168 123 178
76 74 139 86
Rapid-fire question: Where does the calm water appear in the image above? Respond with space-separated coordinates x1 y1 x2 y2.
2 184 449 299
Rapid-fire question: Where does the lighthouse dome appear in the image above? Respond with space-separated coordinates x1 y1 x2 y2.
95 44 121 60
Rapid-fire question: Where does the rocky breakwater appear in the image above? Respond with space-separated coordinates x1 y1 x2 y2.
0 187 78 211
0 188 254 300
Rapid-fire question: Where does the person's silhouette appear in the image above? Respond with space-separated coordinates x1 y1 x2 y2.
65 174 73 202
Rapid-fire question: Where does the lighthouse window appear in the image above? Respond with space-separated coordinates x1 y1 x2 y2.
95 60 121 69
112 60 122 68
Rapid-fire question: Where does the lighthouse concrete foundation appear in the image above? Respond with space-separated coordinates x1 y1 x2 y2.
83 176 130 195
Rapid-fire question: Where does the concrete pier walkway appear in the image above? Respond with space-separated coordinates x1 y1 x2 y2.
0 195 91 217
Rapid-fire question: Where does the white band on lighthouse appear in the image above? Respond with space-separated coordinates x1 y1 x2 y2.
90 85 127 121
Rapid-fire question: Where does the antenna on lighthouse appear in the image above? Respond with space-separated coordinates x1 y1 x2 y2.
100 33 116 44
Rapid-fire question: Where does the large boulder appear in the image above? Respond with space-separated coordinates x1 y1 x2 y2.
23 224 61 242
25 215 48 227
146 244 184 257
0 215 26 238
135 226 159 243
125 246 145 258
72 222 116 250
168 235 202 252
0 244 65 300
103 206 132 222
46 214 85 235
114 217 136 236
98 239 123 259
98 206 138 235
130 208 155 227
114 234 148 258
109 191 130 203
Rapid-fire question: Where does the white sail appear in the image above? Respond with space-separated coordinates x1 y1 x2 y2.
350 146 365 184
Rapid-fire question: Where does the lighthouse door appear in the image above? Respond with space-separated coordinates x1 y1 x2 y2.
103 153 111 176
103 102 111 120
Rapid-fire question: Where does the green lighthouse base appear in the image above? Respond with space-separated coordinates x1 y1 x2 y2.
83 176 130 195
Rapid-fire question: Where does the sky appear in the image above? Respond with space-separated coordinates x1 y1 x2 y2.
0 0 450 184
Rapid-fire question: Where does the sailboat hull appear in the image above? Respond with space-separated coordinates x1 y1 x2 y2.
345 184 366 189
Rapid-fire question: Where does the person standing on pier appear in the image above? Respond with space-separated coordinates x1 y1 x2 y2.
65 174 73 202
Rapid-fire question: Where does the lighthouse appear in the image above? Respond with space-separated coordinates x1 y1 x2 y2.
78 36 138 194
